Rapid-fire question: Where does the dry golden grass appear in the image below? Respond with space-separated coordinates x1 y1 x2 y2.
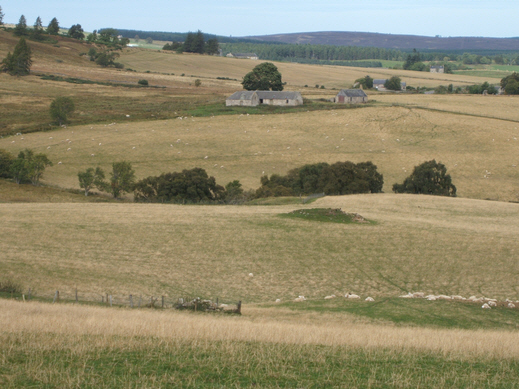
118 49 492 90
1 194 518 303
2 299 519 359
2 97 518 201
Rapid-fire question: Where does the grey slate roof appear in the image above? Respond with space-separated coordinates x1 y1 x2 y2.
337 89 367 97
373 79 386 85
227 91 256 100
256 91 301 100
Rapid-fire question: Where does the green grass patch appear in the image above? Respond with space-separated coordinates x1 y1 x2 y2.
279 297 519 331
2 333 518 388
279 208 373 225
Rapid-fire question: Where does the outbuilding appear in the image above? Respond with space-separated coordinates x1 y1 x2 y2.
335 89 368 103
225 91 259 106
226 91 303 106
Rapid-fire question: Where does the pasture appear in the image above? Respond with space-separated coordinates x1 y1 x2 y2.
1 96 518 201
2 31 519 387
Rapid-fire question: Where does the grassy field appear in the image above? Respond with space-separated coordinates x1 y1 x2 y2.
2 95 518 201
2 194 519 303
3 29 519 388
2 298 519 388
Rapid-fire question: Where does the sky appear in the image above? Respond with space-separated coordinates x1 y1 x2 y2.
2 0 518 38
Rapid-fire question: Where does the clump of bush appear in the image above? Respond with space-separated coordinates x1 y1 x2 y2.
392 160 456 196
255 161 383 199
138 79 149 86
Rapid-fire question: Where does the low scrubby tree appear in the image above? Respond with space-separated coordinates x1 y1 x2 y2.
134 168 224 203
392 160 456 196
0 149 14 178
10 149 52 185
255 161 383 198
78 167 106 196
50 97 75 126
86 30 97 43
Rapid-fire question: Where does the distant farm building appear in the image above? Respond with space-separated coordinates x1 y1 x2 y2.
226 91 303 106
226 53 259 60
373 79 406 91
430 65 445 73
334 89 368 104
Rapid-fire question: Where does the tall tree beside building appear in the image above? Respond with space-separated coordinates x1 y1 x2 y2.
47 17 60 35
1 37 32 76
242 62 284 91
14 15 28 36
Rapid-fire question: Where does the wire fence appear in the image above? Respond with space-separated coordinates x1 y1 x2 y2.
8 288 242 314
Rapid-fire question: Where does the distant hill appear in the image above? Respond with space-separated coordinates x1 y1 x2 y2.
243 31 519 51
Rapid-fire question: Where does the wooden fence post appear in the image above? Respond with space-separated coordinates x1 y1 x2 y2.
216 298 219 307
130 294 133 308
102 295 104 303
75 288 78 303
138 295 142 308
28 288 31 301
106 294 109 306
53 291 59 303
237 300 242 314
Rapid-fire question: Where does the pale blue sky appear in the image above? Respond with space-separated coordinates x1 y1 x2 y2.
2 1 518 38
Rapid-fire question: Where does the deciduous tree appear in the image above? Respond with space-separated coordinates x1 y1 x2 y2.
68 24 84 40
108 161 135 199
384 76 402 91
242 62 283 91
10 149 52 185
50 97 75 126
0 149 14 178
78 167 106 196
392 160 456 196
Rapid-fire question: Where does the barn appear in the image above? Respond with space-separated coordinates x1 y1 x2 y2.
226 91 303 106
225 91 259 106
256 91 303 106
335 89 368 104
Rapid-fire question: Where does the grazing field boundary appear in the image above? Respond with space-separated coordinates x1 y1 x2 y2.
389 103 519 124
1 288 242 314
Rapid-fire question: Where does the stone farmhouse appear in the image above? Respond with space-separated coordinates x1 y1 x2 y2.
226 53 259 60
334 89 368 104
373 79 407 91
226 91 303 106
430 65 445 73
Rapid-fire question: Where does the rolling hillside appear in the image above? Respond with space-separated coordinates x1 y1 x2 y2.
245 31 519 51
